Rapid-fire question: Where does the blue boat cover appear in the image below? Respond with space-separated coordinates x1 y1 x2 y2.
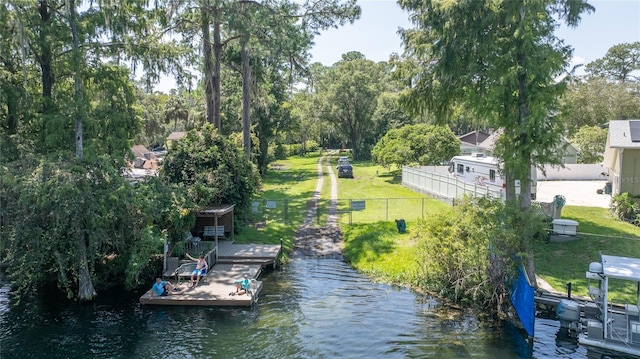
510 268 535 337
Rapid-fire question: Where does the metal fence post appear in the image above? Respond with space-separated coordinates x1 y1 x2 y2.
386 198 389 221
284 199 288 224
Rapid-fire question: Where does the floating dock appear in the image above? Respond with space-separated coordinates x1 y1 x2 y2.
140 263 263 306
140 241 281 307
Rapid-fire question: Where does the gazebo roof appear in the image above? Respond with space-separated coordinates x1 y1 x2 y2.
196 204 235 217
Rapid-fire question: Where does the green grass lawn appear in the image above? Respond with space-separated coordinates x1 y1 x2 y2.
240 153 640 303
232 154 323 254
337 160 449 223
534 205 640 303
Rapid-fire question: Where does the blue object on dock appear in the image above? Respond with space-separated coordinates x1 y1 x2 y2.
510 268 535 338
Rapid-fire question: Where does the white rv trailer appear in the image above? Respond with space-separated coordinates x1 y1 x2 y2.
448 153 537 200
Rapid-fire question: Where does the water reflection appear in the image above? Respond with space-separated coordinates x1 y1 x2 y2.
0 259 633 358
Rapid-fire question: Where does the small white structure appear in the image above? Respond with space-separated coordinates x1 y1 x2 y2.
552 219 579 236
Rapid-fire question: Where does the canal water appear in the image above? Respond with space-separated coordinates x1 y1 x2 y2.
0 258 632 358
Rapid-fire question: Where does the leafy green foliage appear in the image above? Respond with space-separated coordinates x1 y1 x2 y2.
161 124 261 223
371 124 460 168
413 196 547 314
2 156 169 299
396 0 594 207
570 125 607 164
612 193 640 222
317 54 386 160
560 78 640 134
585 42 640 83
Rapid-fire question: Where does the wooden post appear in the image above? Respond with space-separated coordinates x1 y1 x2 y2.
214 216 219 260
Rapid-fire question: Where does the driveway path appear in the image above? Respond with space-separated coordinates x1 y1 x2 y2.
536 180 611 208
291 153 343 259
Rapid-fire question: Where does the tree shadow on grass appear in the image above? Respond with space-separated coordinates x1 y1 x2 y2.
263 167 318 189
534 210 640 302
238 165 321 247
234 223 295 248
377 170 402 185
260 166 321 201
342 222 398 263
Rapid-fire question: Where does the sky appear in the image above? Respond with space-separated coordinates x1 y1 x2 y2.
310 0 640 71
156 0 640 91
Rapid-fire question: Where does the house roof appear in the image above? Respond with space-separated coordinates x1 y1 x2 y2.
457 131 491 145
132 145 150 158
167 131 187 141
477 129 578 153
607 120 640 148
478 131 500 150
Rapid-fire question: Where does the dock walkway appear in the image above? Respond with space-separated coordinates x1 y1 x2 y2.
140 241 281 307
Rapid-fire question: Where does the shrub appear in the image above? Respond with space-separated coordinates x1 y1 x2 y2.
612 193 640 222
413 196 547 316
274 143 288 160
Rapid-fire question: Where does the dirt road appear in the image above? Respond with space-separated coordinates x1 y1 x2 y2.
292 154 343 259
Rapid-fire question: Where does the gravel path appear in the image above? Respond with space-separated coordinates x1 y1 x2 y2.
291 154 343 259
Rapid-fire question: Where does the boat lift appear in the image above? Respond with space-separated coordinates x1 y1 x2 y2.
578 254 640 356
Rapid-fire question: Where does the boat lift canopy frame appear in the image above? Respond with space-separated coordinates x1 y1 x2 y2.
600 254 640 338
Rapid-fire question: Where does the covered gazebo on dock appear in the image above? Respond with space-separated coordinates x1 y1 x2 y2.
162 204 235 279
195 204 235 243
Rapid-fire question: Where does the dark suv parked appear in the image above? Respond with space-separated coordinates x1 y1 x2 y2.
337 164 353 178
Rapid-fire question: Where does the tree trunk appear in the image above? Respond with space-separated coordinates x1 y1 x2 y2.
69 0 96 301
38 1 54 148
517 46 536 287
77 233 97 302
241 36 251 158
256 109 269 175
68 0 83 160
213 15 222 131
201 2 215 126
38 1 54 101
5 86 18 135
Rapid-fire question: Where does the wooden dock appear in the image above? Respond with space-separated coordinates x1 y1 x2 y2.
217 241 282 267
140 241 281 307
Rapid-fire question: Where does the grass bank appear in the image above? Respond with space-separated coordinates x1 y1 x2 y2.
233 154 323 257
243 153 640 303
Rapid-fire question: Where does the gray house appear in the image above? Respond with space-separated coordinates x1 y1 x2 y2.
457 130 492 155
603 120 640 196
477 130 579 164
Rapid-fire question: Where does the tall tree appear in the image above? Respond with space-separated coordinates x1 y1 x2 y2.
397 0 593 206
396 0 594 285
560 77 640 134
585 42 640 83
215 0 360 156
570 125 607 164
1 0 178 301
319 53 384 160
